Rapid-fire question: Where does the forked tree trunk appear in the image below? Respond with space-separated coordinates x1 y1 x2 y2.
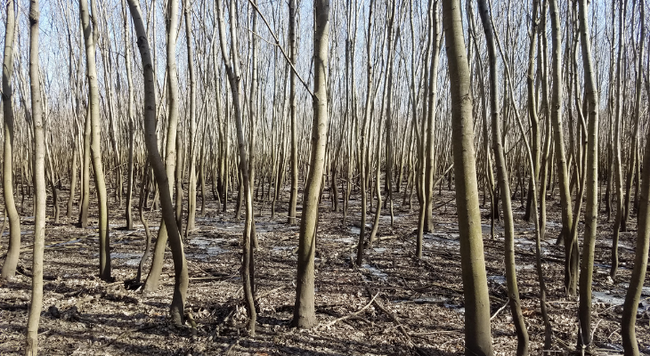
126 0 189 327
215 0 256 335
144 0 184 292
442 0 493 353
80 0 111 282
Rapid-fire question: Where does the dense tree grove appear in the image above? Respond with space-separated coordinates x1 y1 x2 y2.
1 0 649 354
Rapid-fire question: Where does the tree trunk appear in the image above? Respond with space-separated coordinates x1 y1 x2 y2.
610 0 626 281
621 9 649 348
25 0 46 353
184 3 197 234
216 0 256 335
124 4 136 230
1 0 21 280
442 0 494 353
476 0 529 353
293 0 330 329
549 0 577 296
126 0 189 327
576 0 600 348
287 0 299 225
80 0 111 282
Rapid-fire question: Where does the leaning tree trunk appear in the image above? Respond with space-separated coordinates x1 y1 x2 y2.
442 0 494 353
80 0 111 282
293 0 330 329
25 0 46 353
144 0 184 292
126 0 189 327
1 0 21 280
476 0 529 353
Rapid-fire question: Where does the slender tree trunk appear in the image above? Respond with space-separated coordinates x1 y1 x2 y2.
79 102 91 228
424 0 441 234
621 10 650 348
124 4 136 230
25 0 46 353
293 0 330 329
610 0 626 281
576 0 600 348
476 1 529 353
356 2 373 265
184 3 197 235
549 0 577 296
442 0 494 353
66 147 78 219
1 0 21 280
287 0 298 225
80 0 111 281
126 0 189 326
216 0 256 334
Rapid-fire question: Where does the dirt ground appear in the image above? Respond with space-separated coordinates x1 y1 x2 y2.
1 186 649 355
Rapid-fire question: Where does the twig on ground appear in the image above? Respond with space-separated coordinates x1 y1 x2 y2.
255 286 285 302
105 324 158 348
320 292 380 329
370 293 413 347
490 298 510 320
224 338 239 355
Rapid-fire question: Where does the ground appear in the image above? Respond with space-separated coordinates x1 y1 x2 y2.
1 187 649 355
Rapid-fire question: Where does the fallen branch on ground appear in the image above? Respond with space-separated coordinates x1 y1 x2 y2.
319 292 380 329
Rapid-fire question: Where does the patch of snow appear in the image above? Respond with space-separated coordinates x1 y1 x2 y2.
361 263 388 282
488 275 506 285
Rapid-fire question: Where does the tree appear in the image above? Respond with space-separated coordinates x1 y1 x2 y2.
124 2 136 231
575 0 600 347
621 2 647 352
215 0 256 334
442 0 493 353
610 0 626 280
184 1 197 235
293 0 330 329
126 0 189 326
475 0 529 353
287 0 298 225
80 0 111 281
143 0 184 293
1 0 21 280
549 0 577 296
25 0 46 353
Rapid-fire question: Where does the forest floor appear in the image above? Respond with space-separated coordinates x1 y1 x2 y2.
1 187 649 355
